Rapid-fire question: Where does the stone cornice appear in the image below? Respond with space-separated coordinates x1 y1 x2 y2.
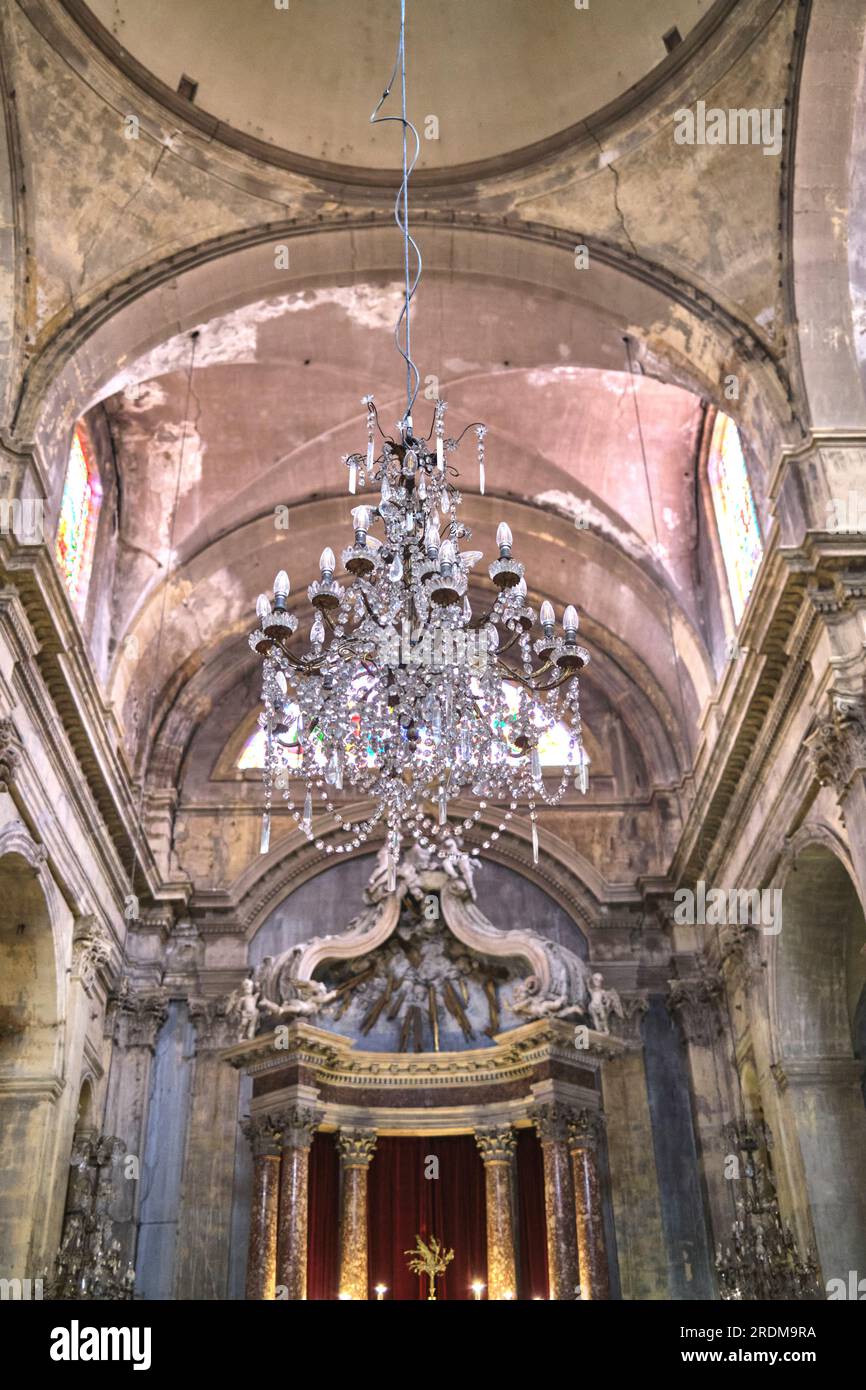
674 553 815 884
221 1017 623 1096
0 555 165 906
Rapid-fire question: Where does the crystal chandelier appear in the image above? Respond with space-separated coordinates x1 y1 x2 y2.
248 0 590 880
715 1120 820 1300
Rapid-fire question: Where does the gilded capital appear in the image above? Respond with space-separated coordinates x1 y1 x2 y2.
336 1128 378 1167
475 1126 517 1165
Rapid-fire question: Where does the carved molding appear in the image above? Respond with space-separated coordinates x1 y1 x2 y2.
0 717 22 791
805 695 866 796
71 914 116 993
667 970 724 1047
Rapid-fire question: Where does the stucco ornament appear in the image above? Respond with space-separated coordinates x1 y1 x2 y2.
510 940 593 1022
585 972 624 1035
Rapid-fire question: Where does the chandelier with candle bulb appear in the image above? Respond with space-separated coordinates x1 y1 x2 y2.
248 0 591 883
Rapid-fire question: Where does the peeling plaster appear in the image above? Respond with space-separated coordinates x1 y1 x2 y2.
101 284 406 396
533 488 652 564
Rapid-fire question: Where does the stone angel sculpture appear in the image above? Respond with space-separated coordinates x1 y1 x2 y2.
586 972 624 1036
258 976 341 1020
226 977 262 1041
510 937 592 1021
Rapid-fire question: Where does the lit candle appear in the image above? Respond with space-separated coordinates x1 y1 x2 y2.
471 1280 485 1301
374 1284 387 1301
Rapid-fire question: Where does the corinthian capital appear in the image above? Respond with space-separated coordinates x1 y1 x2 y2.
273 1105 320 1151
805 695 866 795
336 1128 378 1168
667 971 724 1047
475 1126 517 1165
529 1102 575 1145
188 995 239 1051
0 717 21 792
108 981 169 1049
567 1109 606 1151
240 1115 283 1159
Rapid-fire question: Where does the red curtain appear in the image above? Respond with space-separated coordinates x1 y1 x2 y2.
306 1131 341 1300
368 1136 487 1301
516 1128 549 1300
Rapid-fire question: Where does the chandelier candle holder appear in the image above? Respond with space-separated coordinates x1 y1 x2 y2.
248 0 590 879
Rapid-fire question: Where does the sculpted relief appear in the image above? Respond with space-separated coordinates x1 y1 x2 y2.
230 845 620 1052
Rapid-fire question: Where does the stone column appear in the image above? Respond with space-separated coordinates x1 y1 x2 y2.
531 1103 579 1300
336 1129 377 1301
475 1126 518 1300
666 970 738 1273
568 1110 609 1300
101 985 169 1268
275 1105 319 1300
173 998 241 1298
241 1116 282 1301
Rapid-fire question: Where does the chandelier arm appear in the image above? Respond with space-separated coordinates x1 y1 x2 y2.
492 653 555 684
449 421 488 448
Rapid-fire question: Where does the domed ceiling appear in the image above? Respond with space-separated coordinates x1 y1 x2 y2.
79 0 709 171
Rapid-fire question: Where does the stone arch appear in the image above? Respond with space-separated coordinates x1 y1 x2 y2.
769 840 866 1283
0 823 67 1277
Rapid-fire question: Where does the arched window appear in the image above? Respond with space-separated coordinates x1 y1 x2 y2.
237 682 581 771
55 422 102 615
707 412 763 624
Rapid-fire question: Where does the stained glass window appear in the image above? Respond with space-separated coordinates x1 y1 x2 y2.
707 412 763 624
55 423 102 613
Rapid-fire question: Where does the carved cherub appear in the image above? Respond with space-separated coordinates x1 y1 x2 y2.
258 977 341 1020
226 977 261 1040
586 972 623 1036
511 975 568 1019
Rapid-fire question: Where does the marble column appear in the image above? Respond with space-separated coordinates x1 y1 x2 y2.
475 1126 518 1300
531 1103 579 1300
337 1129 377 1301
241 1116 282 1300
568 1110 609 1300
275 1106 319 1300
